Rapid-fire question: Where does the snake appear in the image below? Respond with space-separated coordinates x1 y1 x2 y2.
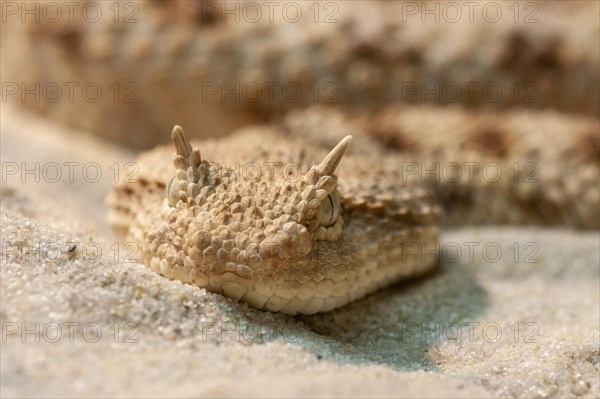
2 0 598 314
108 105 599 315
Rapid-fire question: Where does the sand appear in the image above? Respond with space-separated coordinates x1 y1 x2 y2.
1 106 599 398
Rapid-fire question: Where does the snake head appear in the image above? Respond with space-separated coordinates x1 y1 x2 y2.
140 126 435 314
145 125 358 314
161 126 352 269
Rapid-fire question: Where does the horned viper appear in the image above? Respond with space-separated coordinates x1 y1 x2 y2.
108 105 600 315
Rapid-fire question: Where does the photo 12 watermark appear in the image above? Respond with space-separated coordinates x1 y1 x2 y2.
1 161 139 185
398 1 540 24
397 81 540 105
1 1 139 24
2 321 140 344
400 321 540 344
196 1 341 24
2 81 139 105
197 81 339 105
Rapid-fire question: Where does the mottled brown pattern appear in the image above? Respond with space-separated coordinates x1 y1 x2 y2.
370 127 416 152
466 128 510 158
578 132 600 165
501 30 563 71
4 1 598 147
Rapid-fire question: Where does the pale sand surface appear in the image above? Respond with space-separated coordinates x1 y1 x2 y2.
1 107 599 398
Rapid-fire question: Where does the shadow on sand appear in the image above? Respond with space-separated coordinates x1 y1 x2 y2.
295 259 488 371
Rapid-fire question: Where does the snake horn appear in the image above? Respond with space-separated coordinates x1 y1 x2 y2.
317 135 353 175
172 125 193 158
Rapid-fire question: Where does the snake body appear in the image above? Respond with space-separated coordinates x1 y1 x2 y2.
2 1 598 147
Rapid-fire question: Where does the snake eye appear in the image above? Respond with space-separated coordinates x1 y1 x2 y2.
316 192 340 227
167 177 180 207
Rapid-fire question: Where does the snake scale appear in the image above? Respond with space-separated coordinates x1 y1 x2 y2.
3 1 599 314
